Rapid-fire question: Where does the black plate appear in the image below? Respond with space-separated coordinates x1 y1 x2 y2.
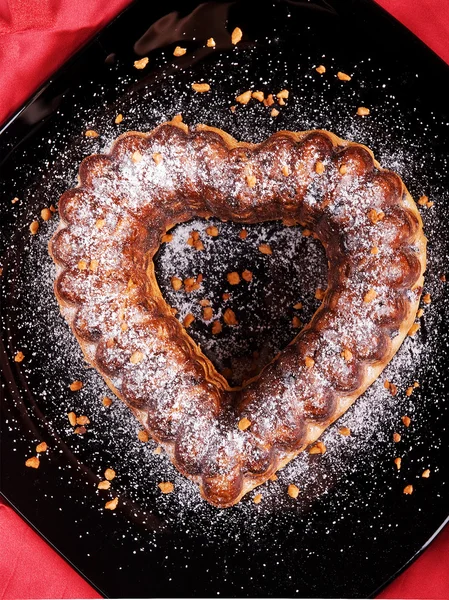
1 0 448 597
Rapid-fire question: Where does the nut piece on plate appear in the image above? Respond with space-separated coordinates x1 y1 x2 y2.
231 27 243 45
134 57 149 69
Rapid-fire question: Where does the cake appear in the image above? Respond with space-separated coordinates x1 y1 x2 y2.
49 119 426 507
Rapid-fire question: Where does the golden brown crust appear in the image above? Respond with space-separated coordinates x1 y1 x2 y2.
49 120 426 507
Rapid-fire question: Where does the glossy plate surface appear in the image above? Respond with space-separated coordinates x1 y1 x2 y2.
1 0 448 597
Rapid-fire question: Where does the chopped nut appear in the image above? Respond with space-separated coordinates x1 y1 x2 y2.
405 386 414 397
89 259 99 272
403 484 413 495
194 239 204 251
25 456 40 469
288 484 300 498
227 271 241 285
173 46 187 57
315 288 325 300
132 150 143 163
85 130 99 138
417 195 429 206
76 415 90 426
252 91 264 102
253 493 262 504
408 322 420 337
363 288 377 303
120 322 128 332
242 269 253 282
41 208 52 221
137 430 149 442
370 246 379 255
393 432 401 443
171 276 182 291
293 302 303 310
238 417 251 431
161 233 173 243
401 415 411 428
339 164 348 175
98 480 110 490
199 299 210 307
394 457 402 470
69 380 83 392
206 37 216 48
304 356 315 368
223 308 238 326
105 497 119 510
282 165 290 176
337 71 351 81
152 152 163 165
203 306 213 320
172 114 183 124
78 259 88 270
236 90 252 104
356 106 370 116
338 426 351 436
277 89 289 101
315 65 326 74
440 273 447 282
192 82 210 93
269 474 278 481
309 441 326 454
222 292 230 300
341 348 353 362
102 396 113 407
302 229 312 237
14 351 25 363
183 313 195 328
422 469 430 478
211 320 222 334
104 468 116 481
158 481 174 494
231 27 243 45
130 351 144 364
263 94 275 107
259 244 272 255
29 221 39 235
368 208 385 224
74 426 86 435
95 218 105 230
153 446 162 455
36 442 48 453
68 412 77 426
422 293 431 304
270 108 280 118
115 113 123 124
389 382 398 396
239 229 248 239
316 160 326 175
11 196 19 204
230 105 237 113
416 308 424 318
206 225 219 237
246 174 257 187
134 57 149 69
292 316 302 329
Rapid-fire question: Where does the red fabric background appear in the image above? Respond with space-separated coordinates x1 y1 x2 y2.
0 0 448 598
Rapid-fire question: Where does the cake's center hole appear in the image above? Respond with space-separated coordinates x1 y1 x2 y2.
154 218 328 386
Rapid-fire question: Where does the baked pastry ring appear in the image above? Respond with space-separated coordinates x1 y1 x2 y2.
49 120 426 507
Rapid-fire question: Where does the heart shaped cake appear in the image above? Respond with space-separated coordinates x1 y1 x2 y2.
49 119 426 507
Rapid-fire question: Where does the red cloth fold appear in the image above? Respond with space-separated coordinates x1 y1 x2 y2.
0 0 448 598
